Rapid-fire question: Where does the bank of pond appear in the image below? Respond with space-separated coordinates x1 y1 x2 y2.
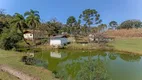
20 50 142 80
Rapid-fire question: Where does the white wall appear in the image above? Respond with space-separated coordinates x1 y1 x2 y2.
50 39 61 46
50 38 68 46
24 33 33 40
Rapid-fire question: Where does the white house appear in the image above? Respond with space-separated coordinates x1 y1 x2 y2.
23 30 46 40
23 31 33 40
50 35 68 47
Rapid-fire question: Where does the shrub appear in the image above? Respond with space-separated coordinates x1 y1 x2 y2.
0 28 22 50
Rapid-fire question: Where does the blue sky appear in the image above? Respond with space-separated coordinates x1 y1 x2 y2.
0 0 142 24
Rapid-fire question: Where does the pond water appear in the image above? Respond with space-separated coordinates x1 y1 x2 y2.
34 50 142 80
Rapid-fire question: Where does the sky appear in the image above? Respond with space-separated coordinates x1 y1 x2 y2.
0 0 142 24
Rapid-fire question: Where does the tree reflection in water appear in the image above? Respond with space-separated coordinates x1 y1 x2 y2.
34 50 142 80
120 53 141 62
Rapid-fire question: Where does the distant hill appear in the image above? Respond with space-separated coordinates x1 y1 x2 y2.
105 28 142 38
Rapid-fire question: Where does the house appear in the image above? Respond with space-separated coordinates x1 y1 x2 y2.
50 35 68 47
24 30 46 40
23 31 33 40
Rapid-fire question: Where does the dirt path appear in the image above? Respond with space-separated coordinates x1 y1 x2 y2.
0 65 40 80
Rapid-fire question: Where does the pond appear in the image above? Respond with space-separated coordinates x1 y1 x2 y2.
34 50 142 80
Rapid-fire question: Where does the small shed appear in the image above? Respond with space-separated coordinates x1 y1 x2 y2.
23 30 46 40
23 31 33 40
50 35 68 47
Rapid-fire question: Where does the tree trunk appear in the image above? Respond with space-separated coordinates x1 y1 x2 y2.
33 29 36 46
19 24 31 46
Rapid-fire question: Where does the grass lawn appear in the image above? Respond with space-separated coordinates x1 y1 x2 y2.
65 43 99 50
109 38 142 55
0 49 56 80
0 71 19 80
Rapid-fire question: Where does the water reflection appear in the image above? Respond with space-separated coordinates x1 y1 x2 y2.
120 54 141 62
50 51 62 58
34 50 142 80
50 51 68 59
109 53 117 60
55 57 112 80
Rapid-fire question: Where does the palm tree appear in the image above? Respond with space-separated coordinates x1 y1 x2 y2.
24 9 40 45
11 13 30 45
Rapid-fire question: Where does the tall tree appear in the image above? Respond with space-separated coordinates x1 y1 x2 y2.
109 21 118 30
66 16 77 34
0 9 5 15
40 19 62 36
66 16 77 27
79 9 102 33
0 11 13 33
24 9 40 45
11 13 30 45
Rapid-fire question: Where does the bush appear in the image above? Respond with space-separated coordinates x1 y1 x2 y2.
22 56 48 67
21 56 36 65
0 28 22 50
25 57 36 65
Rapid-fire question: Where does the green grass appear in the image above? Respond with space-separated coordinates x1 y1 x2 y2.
0 71 19 80
65 43 99 50
0 49 56 80
109 38 142 54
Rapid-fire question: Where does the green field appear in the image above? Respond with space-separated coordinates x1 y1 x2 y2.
0 49 55 80
109 38 142 55
0 71 19 80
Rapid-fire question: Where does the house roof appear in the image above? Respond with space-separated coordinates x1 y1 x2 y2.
24 30 41 34
24 31 32 34
50 35 67 39
24 30 47 38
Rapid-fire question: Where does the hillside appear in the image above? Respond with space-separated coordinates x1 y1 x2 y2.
105 28 142 37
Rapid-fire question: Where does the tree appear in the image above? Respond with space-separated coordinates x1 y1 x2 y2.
0 10 13 33
24 9 40 45
109 21 118 30
40 19 62 36
79 9 102 33
119 19 142 29
66 16 77 34
67 16 77 27
0 9 5 15
0 26 22 50
0 21 5 33
11 13 30 45
97 24 107 32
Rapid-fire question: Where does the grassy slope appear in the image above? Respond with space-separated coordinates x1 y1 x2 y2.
0 49 55 80
0 71 19 80
109 38 142 54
